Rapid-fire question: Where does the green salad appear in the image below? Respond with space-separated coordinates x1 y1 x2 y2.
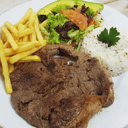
37 0 104 50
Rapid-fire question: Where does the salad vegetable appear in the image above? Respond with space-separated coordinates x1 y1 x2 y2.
61 9 88 30
38 0 104 50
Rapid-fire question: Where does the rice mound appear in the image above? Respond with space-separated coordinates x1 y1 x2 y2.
81 24 128 77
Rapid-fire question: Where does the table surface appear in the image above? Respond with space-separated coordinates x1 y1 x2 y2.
0 0 128 128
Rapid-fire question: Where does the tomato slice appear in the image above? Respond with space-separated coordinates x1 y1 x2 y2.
61 9 87 30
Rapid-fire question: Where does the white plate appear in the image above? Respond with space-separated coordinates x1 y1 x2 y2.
0 0 128 128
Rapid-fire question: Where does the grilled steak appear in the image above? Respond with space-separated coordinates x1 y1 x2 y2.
11 44 114 128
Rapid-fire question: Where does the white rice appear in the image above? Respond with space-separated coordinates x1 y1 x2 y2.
81 24 128 76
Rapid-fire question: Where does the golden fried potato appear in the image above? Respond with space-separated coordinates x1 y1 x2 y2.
3 41 10 48
35 24 44 41
30 31 36 41
19 37 23 42
17 41 28 46
29 12 37 41
17 23 22 31
9 46 42 64
1 32 7 43
1 26 19 50
15 38 19 43
28 12 36 30
18 24 27 31
0 39 13 94
5 21 18 37
8 64 14 74
23 35 28 42
18 55 41 63
5 41 44 56
14 8 33 27
35 14 39 26
25 21 29 27
18 28 33 38
9 40 46 64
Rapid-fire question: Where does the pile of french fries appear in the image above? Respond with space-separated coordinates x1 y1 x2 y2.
0 8 46 94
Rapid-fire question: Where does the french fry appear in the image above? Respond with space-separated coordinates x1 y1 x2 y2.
5 21 18 37
6 57 10 61
17 41 28 46
0 56 10 63
3 41 10 48
15 38 19 43
14 8 33 27
35 14 39 26
17 23 22 31
23 35 28 42
9 45 43 64
8 64 14 74
0 56 9 63
12 33 19 41
18 55 41 63
1 32 7 43
28 12 36 30
29 12 37 41
19 38 23 42
18 28 33 38
25 21 29 27
18 24 27 31
5 41 44 56
0 39 13 94
1 26 19 50
17 41 42 52
34 41 45 47
35 24 44 41
4 48 15 57
30 31 36 41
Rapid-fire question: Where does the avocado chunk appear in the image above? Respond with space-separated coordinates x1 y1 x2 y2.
37 0 104 16
37 1 75 15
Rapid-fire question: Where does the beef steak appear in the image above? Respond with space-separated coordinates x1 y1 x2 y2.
11 44 114 128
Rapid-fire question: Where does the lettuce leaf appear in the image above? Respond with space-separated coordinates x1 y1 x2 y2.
39 24 49 35
46 29 69 45
47 29 60 44
68 29 85 42
47 13 69 31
